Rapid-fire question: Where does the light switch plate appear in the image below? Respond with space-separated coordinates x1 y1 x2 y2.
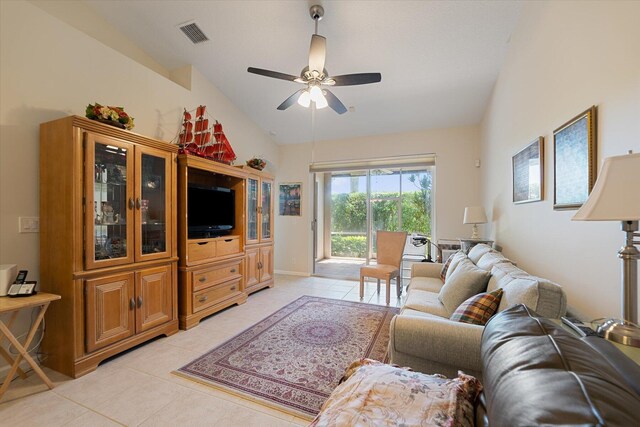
19 216 39 233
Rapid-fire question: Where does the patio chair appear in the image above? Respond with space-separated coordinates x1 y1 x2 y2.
359 230 407 305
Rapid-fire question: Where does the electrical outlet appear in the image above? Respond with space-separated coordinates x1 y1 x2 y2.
19 217 39 233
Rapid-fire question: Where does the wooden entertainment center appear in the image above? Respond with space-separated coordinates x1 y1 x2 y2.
39 116 275 377
176 156 275 330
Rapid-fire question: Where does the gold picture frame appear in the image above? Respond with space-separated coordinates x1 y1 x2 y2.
513 137 544 204
553 106 597 210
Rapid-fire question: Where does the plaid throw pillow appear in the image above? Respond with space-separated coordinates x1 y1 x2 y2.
440 251 459 282
450 288 503 325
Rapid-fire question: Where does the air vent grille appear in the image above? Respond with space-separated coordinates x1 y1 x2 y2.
179 22 209 44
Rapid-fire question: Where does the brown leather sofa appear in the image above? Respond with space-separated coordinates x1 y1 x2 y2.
480 304 640 426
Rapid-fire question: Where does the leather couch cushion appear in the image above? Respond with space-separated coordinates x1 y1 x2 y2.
482 305 640 426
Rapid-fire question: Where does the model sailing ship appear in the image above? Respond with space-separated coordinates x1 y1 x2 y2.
174 105 236 164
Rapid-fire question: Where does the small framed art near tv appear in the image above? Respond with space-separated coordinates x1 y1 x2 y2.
513 137 544 204
553 106 597 210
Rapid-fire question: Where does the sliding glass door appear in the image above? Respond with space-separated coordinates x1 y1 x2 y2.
317 166 433 278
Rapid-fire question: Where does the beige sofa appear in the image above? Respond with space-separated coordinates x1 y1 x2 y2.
388 243 567 379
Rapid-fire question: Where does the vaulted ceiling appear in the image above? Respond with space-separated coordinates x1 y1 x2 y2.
84 1 522 144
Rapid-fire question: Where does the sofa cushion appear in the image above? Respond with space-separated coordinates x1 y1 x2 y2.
311 359 482 427
467 243 493 264
476 251 511 271
481 305 640 426
409 276 445 293
438 258 492 314
405 289 450 317
497 276 566 318
487 262 527 292
450 288 503 325
439 251 459 282
445 251 467 282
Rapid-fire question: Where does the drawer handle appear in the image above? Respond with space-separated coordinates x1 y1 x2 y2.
137 296 143 308
258 261 263 269
136 198 141 209
199 277 206 282
197 242 209 246
130 298 135 310
230 269 236 273
198 295 208 303
230 286 236 291
224 239 233 242
128 198 135 210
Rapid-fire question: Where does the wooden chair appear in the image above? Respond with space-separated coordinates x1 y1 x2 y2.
360 230 408 305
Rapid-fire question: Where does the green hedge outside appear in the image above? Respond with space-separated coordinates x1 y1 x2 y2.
331 235 367 258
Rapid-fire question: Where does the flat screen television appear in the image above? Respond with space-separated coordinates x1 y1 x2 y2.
187 185 235 238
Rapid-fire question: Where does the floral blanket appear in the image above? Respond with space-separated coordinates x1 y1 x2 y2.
310 359 482 427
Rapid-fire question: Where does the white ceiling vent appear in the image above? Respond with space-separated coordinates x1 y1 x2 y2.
178 21 209 44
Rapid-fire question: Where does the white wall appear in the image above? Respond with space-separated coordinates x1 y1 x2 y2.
276 126 482 274
0 0 278 367
480 1 640 319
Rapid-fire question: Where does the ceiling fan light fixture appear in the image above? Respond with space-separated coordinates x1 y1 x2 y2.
309 85 323 102
314 94 328 109
297 90 311 107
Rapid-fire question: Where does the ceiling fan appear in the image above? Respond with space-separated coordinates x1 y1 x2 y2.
247 5 382 115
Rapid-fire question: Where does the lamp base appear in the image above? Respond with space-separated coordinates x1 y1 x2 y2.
596 318 640 348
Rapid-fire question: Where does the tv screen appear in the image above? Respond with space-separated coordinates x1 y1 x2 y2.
187 185 235 238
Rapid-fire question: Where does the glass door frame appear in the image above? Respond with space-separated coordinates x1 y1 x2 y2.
314 165 434 273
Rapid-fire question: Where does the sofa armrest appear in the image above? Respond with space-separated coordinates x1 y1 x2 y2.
411 262 443 278
389 314 484 373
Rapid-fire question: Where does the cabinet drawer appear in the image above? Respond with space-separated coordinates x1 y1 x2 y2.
188 241 215 263
216 237 240 257
193 278 242 312
192 260 242 292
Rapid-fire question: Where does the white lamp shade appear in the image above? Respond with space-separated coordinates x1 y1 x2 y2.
573 152 640 221
463 206 487 224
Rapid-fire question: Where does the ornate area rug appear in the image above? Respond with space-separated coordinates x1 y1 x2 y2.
174 296 399 419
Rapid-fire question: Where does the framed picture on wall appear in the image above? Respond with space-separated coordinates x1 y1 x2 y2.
512 136 544 204
279 183 302 216
553 106 597 210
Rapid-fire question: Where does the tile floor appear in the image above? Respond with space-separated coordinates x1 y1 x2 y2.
0 274 407 426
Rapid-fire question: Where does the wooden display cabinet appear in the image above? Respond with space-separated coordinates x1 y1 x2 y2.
177 155 248 329
242 166 275 294
39 116 179 378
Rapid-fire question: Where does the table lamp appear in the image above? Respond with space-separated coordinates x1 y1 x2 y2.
463 206 487 239
572 151 640 347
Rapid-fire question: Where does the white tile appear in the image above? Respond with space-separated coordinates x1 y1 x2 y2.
64 410 122 427
0 390 88 426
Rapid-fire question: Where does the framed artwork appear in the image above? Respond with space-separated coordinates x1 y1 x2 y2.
553 106 597 210
279 183 302 216
513 137 544 204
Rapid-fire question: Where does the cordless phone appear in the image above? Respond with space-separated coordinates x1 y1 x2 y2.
7 270 37 297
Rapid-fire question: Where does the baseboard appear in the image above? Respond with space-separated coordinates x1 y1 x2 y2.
274 270 311 277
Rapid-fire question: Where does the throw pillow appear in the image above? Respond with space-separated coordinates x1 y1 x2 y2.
444 251 467 282
439 257 492 314
450 288 503 325
467 243 494 264
439 251 458 282
310 359 482 427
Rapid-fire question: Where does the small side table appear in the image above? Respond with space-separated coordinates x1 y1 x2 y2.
0 292 61 398
459 238 494 254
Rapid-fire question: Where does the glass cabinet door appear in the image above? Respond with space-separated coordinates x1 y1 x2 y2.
136 148 172 261
85 134 134 269
247 177 259 243
261 180 272 241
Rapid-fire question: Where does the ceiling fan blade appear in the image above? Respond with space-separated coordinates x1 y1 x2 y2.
308 35 326 75
330 73 382 86
277 88 306 111
323 89 348 114
247 67 299 82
